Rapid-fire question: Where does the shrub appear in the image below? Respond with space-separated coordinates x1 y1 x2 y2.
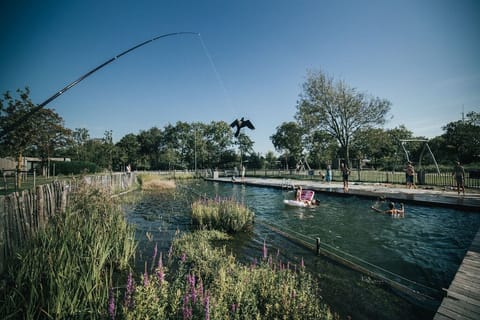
51 160 100 175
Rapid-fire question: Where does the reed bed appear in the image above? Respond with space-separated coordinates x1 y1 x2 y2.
117 230 335 320
191 197 255 233
0 184 137 319
138 173 177 191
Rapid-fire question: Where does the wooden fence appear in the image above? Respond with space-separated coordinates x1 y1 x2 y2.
0 173 137 274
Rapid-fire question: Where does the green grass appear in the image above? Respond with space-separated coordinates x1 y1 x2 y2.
0 183 137 319
191 197 255 233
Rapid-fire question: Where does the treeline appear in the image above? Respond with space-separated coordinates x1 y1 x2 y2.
2 76 479 176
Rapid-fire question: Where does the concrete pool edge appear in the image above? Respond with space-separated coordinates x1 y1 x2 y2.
205 177 480 212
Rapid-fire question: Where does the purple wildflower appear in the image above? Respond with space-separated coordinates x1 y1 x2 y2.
156 252 164 284
204 293 210 320
300 257 305 268
108 287 115 320
143 264 149 287
231 303 237 314
262 239 267 260
124 271 135 309
181 252 187 263
183 294 192 320
153 243 158 262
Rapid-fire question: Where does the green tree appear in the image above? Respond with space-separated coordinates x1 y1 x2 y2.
0 88 70 184
115 133 139 170
270 121 304 169
295 70 391 165
71 128 90 161
137 127 163 169
440 111 480 164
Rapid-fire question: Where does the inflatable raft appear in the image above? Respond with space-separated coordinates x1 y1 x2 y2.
284 189 315 207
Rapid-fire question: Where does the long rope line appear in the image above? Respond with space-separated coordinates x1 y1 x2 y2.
197 34 236 115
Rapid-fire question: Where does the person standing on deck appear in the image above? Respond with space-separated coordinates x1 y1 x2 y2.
405 162 416 189
452 161 465 196
325 165 332 183
341 162 350 192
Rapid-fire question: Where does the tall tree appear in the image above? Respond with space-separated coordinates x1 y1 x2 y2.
441 111 480 163
270 121 304 169
0 88 69 183
295 70 391 165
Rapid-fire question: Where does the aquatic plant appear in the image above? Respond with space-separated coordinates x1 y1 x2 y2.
0 184 137 319
191 196 255 233
121 230 335 319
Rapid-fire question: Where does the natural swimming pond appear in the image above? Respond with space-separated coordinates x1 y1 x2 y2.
123 180 480 320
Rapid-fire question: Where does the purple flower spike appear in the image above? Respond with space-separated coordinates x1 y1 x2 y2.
108 287 115 320
262 239 267 260
181 252 187 263
301 257 305 268
143 267 149 287
124 271 135 309
157 252 165 284
153 243 158 262
205 293 210 320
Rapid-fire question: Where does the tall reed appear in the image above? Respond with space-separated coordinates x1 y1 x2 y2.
0 184 137 319
191 197 255 233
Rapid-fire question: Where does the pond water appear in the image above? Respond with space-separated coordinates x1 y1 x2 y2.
122 180 480 320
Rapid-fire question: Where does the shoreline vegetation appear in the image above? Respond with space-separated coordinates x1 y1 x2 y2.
0 175 336 319
138 173 177 191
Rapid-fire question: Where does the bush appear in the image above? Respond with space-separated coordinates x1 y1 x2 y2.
191 197 255 233
51 160 101 175
119 230 335 320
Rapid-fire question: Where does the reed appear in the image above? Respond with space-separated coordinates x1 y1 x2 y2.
191 197 255 233
120 230 335 319
0 183 137 319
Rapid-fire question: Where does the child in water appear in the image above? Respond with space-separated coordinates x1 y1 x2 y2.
371 201 405 218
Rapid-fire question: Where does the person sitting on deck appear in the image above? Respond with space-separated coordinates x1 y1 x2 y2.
371 202 405 218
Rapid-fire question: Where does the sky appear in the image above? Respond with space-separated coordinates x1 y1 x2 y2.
1 0 479 153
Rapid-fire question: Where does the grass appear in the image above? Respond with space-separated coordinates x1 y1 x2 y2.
138 173 177 191
0 183 137 319
117 230 336 320
191 196 255 233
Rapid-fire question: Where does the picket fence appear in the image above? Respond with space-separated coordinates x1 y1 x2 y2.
0 173 137 274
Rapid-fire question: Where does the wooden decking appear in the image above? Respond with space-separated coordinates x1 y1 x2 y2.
434 228 480 320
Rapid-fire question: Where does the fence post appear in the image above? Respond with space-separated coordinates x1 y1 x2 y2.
316 237 321 255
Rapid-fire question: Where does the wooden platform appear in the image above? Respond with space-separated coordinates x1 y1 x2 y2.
434 228 480 320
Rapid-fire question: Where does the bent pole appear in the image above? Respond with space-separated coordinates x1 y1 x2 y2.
0 31 199 138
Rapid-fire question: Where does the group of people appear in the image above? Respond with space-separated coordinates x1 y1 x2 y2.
323 163 350 192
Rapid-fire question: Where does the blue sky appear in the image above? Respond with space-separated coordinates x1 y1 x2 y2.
1 0 479 153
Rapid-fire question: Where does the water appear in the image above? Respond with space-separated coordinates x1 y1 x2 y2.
122 181 480 320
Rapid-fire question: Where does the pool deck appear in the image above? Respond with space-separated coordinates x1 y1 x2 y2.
433 227 480 320
206 177 480 211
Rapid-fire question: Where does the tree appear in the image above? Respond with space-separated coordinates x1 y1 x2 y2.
270 122 304 169
70 128 91 161
440 111 480 164
115 133 139 170
295 70 391 165
0 88 70 184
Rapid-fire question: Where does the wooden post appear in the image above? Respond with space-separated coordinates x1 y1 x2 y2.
316 237 321 255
